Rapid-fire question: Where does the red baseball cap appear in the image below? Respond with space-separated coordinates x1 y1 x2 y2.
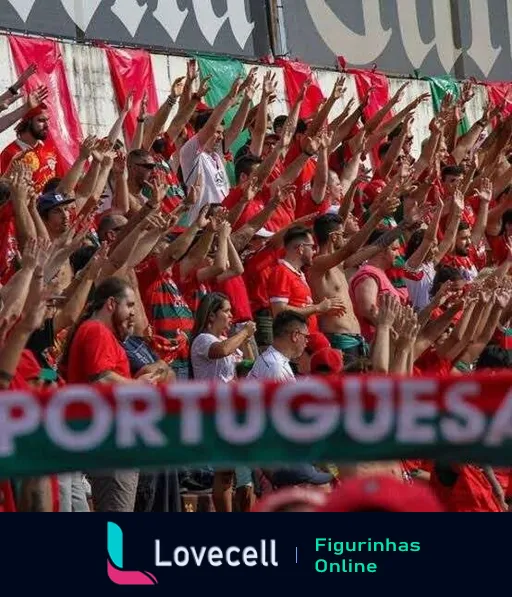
316 476 444 512
306 332 330 355
310 348 344 374
252 487 328 512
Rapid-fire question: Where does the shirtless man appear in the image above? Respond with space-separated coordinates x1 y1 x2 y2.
307 198 401 365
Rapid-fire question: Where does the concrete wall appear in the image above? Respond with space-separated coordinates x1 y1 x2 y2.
0 35 490 162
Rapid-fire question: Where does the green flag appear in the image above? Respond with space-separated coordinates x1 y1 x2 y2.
425 75 470 136
196 54 250 185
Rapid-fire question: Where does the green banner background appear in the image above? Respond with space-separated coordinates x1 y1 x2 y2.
196 55 250 185
425 75 470 136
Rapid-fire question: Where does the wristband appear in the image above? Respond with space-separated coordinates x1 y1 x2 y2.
166 95 177 107
137 117 145 123
303 150 316 158
8 86 17 96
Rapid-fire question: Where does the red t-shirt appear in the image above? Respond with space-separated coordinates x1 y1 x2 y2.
66 320 131 383
283 140 317 198
430 464 502 512
295 190 330 219
175 266 209 315
1 139 63 194
267 259 318 332
212 275 252 323
222 186 266 231
414 347 453 376
243 245 281 315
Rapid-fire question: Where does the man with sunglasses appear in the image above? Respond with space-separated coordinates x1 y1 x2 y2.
127 149 156 208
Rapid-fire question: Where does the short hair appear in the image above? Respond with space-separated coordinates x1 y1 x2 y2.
194 110 215 133
458 221 470 233
128 148 152 163
405 229 425 261
441 165 464 180
283 226 312 248
97 214 127 241
42 177 61 194
314 213 343 246
476 345 512 370
273 311 308 339
235 155 262 184
430 265 464 297
295 119 308 135
378 142 392 159
273 115 287 132
367 230 386 246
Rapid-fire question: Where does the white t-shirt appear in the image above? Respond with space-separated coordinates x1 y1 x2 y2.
404 261 436 312
179 134 229 224
248 346 296 381
191 333 240 383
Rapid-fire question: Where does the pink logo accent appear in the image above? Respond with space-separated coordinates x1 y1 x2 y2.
107 522 158 586
107 560 158 586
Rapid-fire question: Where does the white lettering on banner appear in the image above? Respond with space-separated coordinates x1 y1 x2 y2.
6 0 36 21
303 0 507 78
441 382 486 442
171 382 210 445
45 387 112 450
304 0 391 64
216 382 265 444
395 0 461 74
60 0 102 33
152 0 189 43
191 0 255 50
0 391 40 456
110 0 148 37
3 379 512 457
344 378 394 442
271 378 340 441
467 0 502 77
397 380 438 443
484 391 512 446
116 386 166 448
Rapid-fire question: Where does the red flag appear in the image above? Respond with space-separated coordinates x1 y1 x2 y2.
8 36 83 171
104 45 159 146
485 82 512 128
343 64 392 123
276 58 325 120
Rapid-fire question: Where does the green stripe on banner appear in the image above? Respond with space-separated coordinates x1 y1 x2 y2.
196 55 250 185
425 75 470 135
2 376 512 478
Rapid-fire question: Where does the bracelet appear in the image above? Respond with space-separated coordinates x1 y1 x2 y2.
303 150 316 158
166 95 177 107
137 117 145 123
8 86 17 96
0 369 13 383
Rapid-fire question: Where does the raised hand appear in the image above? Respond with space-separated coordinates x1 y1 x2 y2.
474 178 493 203
196 76 211 99
186 171 204 207
377 293 400 327
27 85 48 110
123 89 135 114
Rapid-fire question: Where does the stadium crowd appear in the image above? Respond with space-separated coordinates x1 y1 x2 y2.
0 58 511 513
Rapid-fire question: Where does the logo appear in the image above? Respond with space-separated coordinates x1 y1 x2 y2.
107 522 158 586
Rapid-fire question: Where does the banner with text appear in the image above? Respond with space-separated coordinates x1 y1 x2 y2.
2 375 512 478
280 0 512 81
0 0 270 59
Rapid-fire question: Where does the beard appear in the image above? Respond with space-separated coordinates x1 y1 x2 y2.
456 246 470 257
112 309 133 341
30 123 48 141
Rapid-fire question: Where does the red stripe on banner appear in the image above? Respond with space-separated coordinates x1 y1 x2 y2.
7 374 512 421
8 35 83 171
276 58 325 120
344 65 392 123
485 82 512 127
104 45 159 146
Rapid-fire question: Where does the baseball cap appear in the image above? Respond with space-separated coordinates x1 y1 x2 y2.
271 465 333 488
310 348 344 374
255 227 274 239
306 332 330 355
37 191 75 215
252 486 328 512
316 476 444 512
